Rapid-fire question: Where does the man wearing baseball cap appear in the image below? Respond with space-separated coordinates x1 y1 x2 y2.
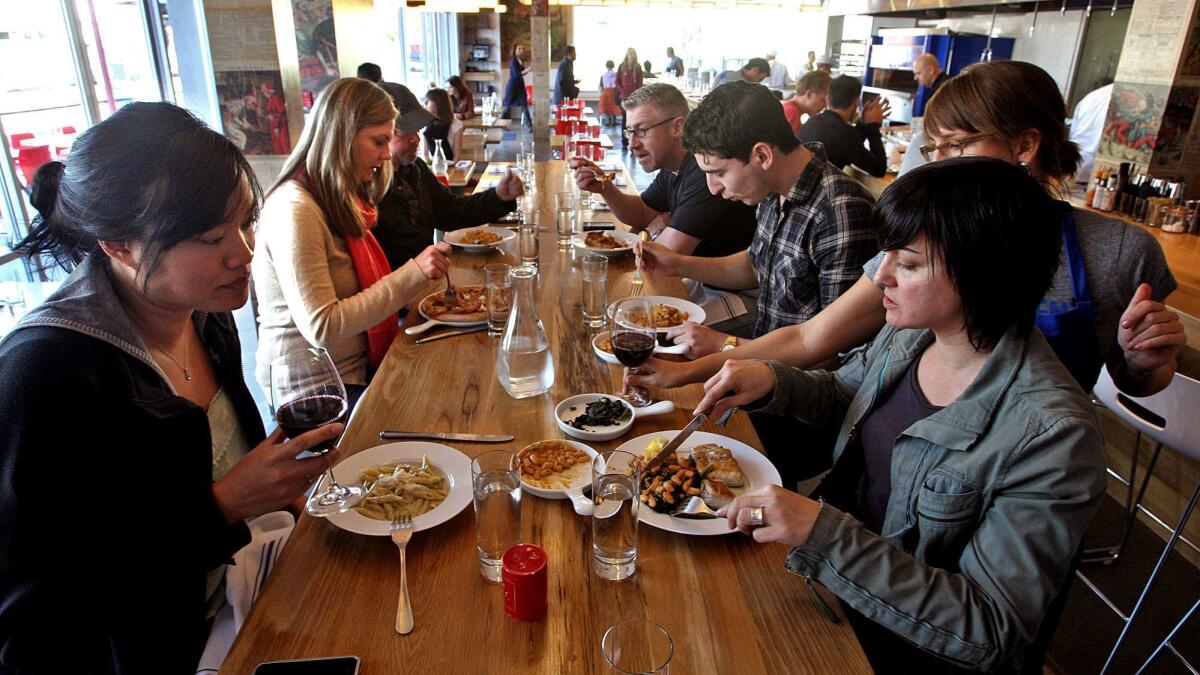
374 82 524 270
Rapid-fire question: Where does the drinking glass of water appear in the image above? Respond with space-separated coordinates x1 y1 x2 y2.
484 262 512 338
582 254 608 328
591 450 640 581
472 450 522 582
601 618 673 674
519 215 540 269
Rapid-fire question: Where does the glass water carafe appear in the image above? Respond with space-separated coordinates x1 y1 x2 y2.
431 138 449 181
496 265 554 399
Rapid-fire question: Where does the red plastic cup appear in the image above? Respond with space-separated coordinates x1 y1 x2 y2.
502 543 547 621
589 123 601 138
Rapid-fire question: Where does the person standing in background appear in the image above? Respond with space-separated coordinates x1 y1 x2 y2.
553 45 581 105
502 44 533 130
598 60 621 125
356 62 382 83
616 48 645 146
913 53 948 98
1070 81 1115 184
665 47 684 77
814 55 833 73
802 50 816 72
765 49 790 88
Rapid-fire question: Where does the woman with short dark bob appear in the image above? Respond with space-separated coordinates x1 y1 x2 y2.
699 158 1107 674
0 103 338 672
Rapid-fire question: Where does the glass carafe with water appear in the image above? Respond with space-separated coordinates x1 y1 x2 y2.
496 265 555 398
431 138 449 185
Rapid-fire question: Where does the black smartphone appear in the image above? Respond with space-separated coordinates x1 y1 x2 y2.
253 655 360 675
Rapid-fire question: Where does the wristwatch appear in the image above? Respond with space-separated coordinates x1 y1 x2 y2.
721 336 738 352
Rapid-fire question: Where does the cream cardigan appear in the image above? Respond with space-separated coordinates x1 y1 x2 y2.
253 180 432 389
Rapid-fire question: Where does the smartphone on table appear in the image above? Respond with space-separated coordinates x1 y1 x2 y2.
253 655 360 675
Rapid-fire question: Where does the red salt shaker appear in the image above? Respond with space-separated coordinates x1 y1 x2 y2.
502 543 547 621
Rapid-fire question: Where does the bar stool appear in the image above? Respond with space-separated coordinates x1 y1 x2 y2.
1090 366 1200 674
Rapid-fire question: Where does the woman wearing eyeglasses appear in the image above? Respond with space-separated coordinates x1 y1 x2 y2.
631 60 1184 405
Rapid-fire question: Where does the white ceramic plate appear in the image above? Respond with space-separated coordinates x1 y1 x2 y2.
606 296 707 338
517 439 596 499
614 431 782 536
322 442 473 536
445 226 516 252
403 289 488 335
591 331 687 363
571 230 639 256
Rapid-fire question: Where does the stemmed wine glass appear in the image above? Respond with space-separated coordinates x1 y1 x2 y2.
270 347 364 517
612 298 656 407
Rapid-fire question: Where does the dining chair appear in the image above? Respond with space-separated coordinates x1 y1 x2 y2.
1089 366 1200 674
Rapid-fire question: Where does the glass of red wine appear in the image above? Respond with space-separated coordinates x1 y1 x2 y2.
612 298 656 407
270 347 364 517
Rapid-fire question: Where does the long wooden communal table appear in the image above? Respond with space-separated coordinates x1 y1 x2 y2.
220 161 869 674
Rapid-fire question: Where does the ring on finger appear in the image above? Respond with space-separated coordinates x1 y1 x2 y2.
749 506 765 527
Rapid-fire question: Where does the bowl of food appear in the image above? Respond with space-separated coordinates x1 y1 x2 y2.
554 393 675 442
517 439 597 515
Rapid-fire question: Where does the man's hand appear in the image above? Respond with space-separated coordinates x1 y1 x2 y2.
568 157 607 194
717 485 821 545
634 239 683 277
861 97 891 126
1118 283 1185 382
664 322 730 359
496 169 525 201
694 359 776 418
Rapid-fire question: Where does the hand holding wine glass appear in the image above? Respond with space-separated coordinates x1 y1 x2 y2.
612 298 656 408
212 424 344 524
270 347 364 517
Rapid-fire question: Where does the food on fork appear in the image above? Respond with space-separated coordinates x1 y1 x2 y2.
584 232 624 249
354 460 449 521
519 440 591 490
700 479 736 510
692 443 746 487
459 229 502 245
420 285 487 322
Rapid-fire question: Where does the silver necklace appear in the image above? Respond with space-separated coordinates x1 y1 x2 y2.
151 337 192 381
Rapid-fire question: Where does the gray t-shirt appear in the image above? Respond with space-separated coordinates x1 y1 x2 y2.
862 207 1176 363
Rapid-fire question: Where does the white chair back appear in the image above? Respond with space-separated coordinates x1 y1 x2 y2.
1093 366 1200 463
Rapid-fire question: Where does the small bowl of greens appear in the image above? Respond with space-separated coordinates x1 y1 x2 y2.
554 393 675 441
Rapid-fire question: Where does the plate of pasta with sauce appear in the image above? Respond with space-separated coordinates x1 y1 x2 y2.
322 442 473 536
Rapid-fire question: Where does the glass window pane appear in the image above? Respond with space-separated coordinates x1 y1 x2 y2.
75 0 161 120
156 0 186 104
0 3 88 189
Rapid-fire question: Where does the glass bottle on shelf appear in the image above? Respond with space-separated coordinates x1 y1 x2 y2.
432 139 449 186
496 265 555 399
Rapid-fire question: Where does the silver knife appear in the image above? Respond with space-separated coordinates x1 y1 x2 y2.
414 325 488 344
379 431 515 442
642 413 707 475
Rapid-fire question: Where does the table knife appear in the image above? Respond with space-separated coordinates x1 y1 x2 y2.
414 325 488 344
642 413 707 474
379 431 515 442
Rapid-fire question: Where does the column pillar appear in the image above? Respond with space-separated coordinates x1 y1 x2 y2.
530 0 551 148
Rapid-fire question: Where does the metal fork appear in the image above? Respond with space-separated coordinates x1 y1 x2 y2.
630 231 648 297
390 513 414 635
443 266 457 305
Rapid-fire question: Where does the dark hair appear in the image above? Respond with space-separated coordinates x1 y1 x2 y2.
828 75 862 109
876 157 1062 350
605 60 615 69
564 45 575 59
356 62 382 83
923 61 1082 181
744 58 770 74
423 88 453 126
16 102 261 279
683 80 799 161
446 75 469 99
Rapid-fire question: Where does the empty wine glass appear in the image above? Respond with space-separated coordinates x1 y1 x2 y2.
611 298 655 407
270 347 364 517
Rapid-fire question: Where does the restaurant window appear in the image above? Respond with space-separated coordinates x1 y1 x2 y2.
397 8 458 91
74 0 161 120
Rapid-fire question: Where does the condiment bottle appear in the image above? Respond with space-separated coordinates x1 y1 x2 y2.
502 543 548 621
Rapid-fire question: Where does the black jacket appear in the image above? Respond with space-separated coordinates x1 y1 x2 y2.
0 255 263 674
374 159 516 270
796 109 888 178
553 57 579 104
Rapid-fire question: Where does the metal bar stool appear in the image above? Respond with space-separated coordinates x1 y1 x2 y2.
1089 366 1200 674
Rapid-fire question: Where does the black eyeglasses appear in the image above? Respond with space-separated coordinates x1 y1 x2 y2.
624 117 678 139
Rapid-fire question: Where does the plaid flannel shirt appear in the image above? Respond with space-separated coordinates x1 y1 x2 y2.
748 143 878 336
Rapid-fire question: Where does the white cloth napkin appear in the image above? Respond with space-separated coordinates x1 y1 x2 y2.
683 278 749 326
195 511 296 674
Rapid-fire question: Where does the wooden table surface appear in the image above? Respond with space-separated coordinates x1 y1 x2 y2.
220 161 869 675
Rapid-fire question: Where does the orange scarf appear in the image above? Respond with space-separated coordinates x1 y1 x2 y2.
299 171 399 368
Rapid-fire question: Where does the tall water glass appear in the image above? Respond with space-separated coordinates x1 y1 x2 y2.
484 262 512 337
582 254 608 328
519 217 540 269
591 450 640 580
601 619 674 674
472 450 522 582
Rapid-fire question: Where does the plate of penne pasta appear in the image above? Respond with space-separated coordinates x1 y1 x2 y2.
322 442 473 535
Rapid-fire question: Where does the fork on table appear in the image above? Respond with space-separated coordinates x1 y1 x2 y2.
390 513 414 635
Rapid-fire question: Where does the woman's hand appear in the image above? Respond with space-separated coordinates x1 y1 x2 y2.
694 359 776 418
625 357 692 390
634 239 682 276
717 485 821 546
665 322 729 360
213 425 344 524
496 170 525 201
1118 283 1185 381
414 242 452 280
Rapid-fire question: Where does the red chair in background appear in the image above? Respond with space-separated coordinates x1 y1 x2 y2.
16 144 51 188
525 85 533 105
9 132 34 151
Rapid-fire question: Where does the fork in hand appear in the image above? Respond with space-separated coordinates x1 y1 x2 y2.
443 264 457 306
390 513 414 634
631 231 648 297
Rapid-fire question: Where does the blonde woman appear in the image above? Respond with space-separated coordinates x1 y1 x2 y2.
616 48 644 146
254 78 450 405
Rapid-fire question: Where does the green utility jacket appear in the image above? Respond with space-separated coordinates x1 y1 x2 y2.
755 324 1106 672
